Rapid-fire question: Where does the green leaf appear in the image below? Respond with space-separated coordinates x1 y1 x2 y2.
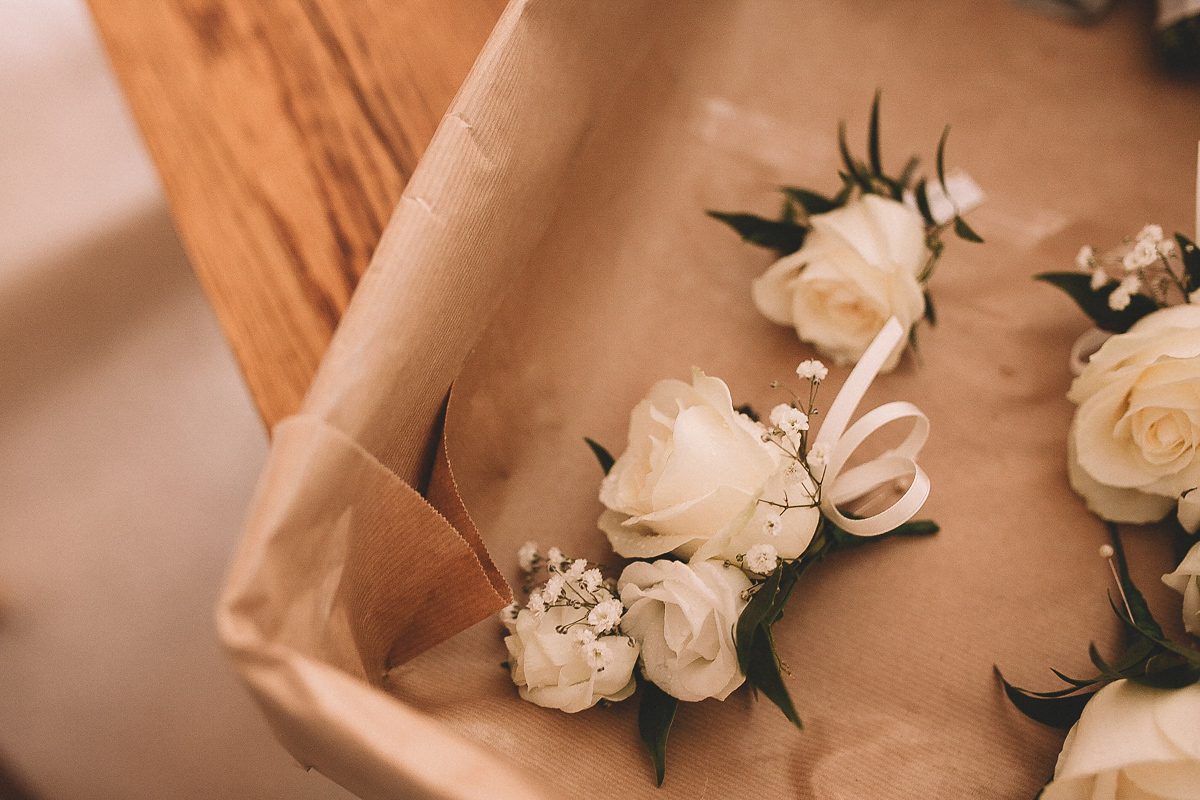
637 679 679 787
914 179 936 227
1134 662 1200 689
1177 233 1200 293
583 437 615 475
832 173 856 206
822 518 939 554
897 155 920 192
736 567 782 675
953 215 984 244
867 89 883 177
923 291 936 325
838 120 874 194
780 186 838 215
997 668 1095 730
1035 272 1158 333
745 626 803 729
1105 523 1164 638
707 211 808 255
935 125 950 193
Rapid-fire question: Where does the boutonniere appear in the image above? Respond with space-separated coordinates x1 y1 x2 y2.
1038 225 1200 526
1000 209 1200 800
710 93 984 372
501 319 937 785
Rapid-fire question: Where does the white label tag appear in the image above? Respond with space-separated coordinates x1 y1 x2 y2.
904 170 985 225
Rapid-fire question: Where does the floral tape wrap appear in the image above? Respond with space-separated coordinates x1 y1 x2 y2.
812 317 931 536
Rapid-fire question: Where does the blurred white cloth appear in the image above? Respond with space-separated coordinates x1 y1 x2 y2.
0 2 350 797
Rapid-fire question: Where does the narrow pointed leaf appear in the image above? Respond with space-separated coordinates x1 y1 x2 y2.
1106 523 1164 637
1133 660 1200 689
924 291 937 325
954 216 984 243
781 186 838 215
935 125 950 192
707 211 808 255
868 89 883 177
638 679 678 787
736 567 782 674
1035 272 1158 333
998 669 1095 729
583 437 615 475
745 627 802 729
838 121 874 193
897 155 920 191
914 179 936 226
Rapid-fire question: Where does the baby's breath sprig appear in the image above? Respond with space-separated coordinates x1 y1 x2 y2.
756 359 831 517
1039 225 1200 333
510 542 628 653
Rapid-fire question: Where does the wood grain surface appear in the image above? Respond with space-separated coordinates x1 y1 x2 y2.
86 0 508 426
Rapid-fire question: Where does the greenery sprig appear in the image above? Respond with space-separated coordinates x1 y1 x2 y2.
584 431 939 785
1038 229 1200 334
708 91 982 327
999 523 1200 730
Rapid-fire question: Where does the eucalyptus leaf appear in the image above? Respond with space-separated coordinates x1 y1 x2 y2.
1035 272 1158 333
745 626 803 729
638 678 679 787
707 211 808 255
1177 233 1200 293
584 437 615 476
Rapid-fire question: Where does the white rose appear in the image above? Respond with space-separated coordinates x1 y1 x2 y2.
599 369 819 562
1067 304 1200 523
1041 680 1200 800
618 559 751 702
1163 539 1200 635
503 606 639 713
1178 489 1200 535
751 194 928 371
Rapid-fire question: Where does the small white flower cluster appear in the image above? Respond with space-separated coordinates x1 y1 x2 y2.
1076 224 1192 311
760 360 829 514
501 543 640 713
742 543 779 575
512 542 621 629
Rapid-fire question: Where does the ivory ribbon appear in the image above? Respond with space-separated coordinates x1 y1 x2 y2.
811 317 931 536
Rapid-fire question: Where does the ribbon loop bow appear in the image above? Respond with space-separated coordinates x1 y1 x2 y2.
812 317 931 537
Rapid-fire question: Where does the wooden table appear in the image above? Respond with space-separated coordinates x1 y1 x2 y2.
86 0 509 427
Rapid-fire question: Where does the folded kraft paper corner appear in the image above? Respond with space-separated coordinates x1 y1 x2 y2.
217 1 1200 798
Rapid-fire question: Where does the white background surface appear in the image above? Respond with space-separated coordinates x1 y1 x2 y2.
0 2 351 796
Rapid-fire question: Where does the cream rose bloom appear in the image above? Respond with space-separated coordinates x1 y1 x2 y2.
1067 304 1200 523
1041 680 1200 800
1163 539 1200 635
617 560 750 703
751 194 928 371
599 369 820 563
503 605 639 713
